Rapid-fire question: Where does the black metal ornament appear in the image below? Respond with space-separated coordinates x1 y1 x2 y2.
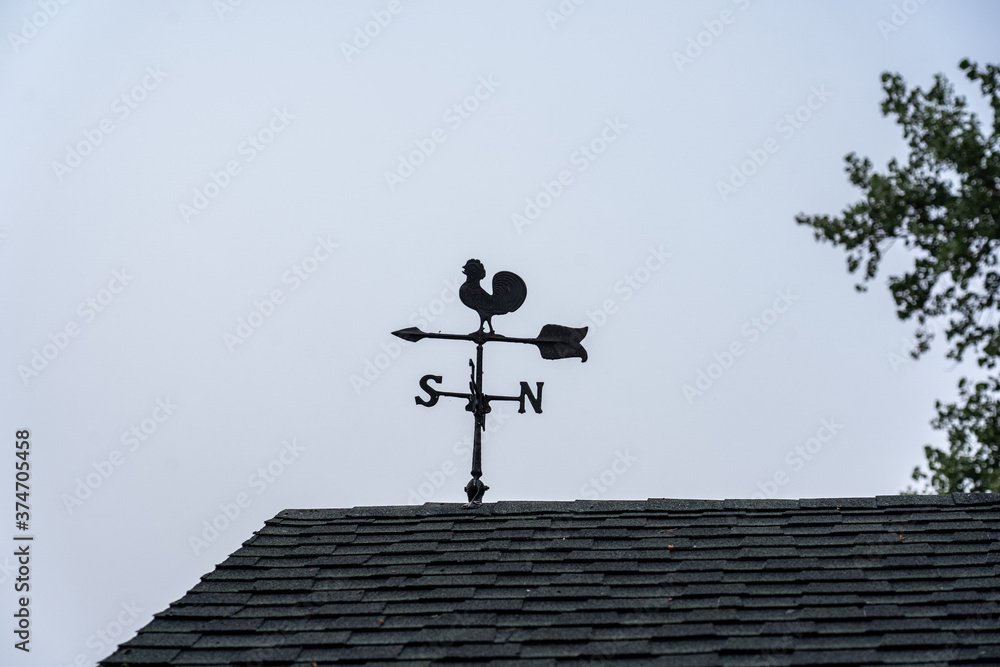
393 259 588 508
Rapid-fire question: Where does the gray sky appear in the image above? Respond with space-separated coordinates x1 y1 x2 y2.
3 1 999 664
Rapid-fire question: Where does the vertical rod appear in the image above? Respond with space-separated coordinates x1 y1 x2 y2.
464 341 489 507
471 342 484 480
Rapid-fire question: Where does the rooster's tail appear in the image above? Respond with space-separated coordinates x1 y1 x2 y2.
491 271 527 315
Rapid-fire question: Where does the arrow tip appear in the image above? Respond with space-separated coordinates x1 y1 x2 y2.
392 327 426 342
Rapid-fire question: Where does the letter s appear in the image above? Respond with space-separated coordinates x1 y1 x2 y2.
415 374 442 407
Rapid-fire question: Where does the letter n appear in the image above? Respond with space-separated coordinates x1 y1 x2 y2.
518 381 543 414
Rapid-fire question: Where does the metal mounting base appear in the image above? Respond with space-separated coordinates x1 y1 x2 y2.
464 477 489 508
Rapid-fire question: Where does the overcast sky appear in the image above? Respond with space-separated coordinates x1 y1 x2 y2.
3 0 1000 664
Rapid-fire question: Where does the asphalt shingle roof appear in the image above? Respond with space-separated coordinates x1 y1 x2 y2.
102 494 1000 666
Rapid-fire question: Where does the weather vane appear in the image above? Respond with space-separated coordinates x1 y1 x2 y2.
393 259 588 508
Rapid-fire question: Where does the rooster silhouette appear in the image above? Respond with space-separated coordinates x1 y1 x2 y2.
459 259 527 334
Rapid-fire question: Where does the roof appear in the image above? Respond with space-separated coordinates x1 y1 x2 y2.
102 495 1000 666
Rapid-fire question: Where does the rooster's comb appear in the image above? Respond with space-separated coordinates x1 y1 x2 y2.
463 258 485 278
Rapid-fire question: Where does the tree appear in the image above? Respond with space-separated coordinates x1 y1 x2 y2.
795 59 1000 494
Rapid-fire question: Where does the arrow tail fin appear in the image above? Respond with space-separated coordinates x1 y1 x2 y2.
534 324 588 362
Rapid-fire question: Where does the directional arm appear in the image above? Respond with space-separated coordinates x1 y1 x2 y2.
415 375 544 415
392 325 588 362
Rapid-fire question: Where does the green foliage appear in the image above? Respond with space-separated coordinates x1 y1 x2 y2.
913 377 1000 493
796 59 1000 494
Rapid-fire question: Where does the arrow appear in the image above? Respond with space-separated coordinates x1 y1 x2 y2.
392 324 588 362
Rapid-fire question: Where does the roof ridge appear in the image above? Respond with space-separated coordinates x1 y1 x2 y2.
273 493 999 519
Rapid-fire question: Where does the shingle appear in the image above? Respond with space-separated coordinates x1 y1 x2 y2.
877 495 955 507
646 498 726 511
952 492 1000 505
342 629 422 645
519 642 586 658
518 626 592 642
190 633 294 648
520 599 586 612
299 644 402 661
186 618 264 632
457 597 523 611
786 648 882 664
394 645 452 660
287 630 353 644
102 647 182 664
157 604 243 618
401 573 495 587
425 642 521 659
121 632 201 648
724 499 801 510
798 497 878 509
